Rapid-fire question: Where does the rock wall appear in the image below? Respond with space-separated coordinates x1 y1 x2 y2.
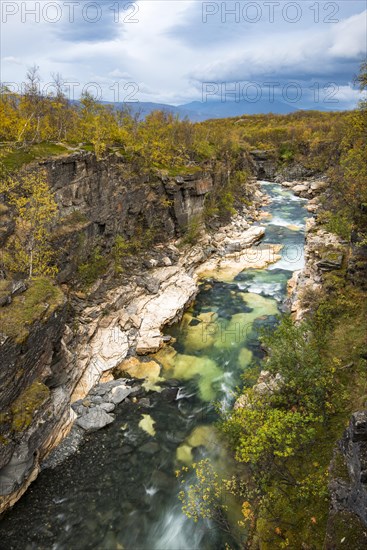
0 151 259 514
0 293 71 512
325 412 367 548
249 149 321 182
43 153 228 282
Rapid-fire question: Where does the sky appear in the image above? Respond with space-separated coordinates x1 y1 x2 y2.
1 0 366 110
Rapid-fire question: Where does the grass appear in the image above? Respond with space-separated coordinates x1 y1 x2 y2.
0 203 9 215
1 142 69 172
0 280 12 304
11 380 50 432
0 277 65 343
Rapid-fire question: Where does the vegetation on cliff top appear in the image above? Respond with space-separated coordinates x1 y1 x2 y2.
0 277 64 343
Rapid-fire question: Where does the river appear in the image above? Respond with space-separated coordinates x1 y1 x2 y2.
0 182 310 550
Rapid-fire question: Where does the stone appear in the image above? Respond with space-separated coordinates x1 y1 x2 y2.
115 357 162 385
310 180 327 191
292 184 309 194
139 442 160 454
76 408 114 432
317 252 343 271
110 385 132 404
118 310 130 329
11 280 28 297
146 259 158 269
99 402 115 413
162 256 172 266
352 412 367 442
138 397 151 407
145 279 160 294
0 442 35 495
0 294 11 307
130 314 141 329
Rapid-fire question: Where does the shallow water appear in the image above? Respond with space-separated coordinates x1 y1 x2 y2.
0 182 310 550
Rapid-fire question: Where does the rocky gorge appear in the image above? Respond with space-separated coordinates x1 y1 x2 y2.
0 150 270 514
0 149 366 549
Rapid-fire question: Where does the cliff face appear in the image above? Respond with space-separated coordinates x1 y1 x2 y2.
249 149 317 182
0 283 69 512
43 153 220 282
325 412 367 548
0 151 255 514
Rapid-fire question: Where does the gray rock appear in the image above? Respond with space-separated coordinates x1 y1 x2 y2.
90 395 103 405
352 412 367 442
0 294 11 307
145 279 160 294
76 408 114 432
317 252 343 271
99 402 115 413
110 385 132 404
11 280 27 297
0 442 34 495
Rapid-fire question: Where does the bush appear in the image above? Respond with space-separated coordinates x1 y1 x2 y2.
78 246 108 286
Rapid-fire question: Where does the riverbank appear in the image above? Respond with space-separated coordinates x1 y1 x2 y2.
228 178 367 549
0 171 270 514
0 179 312 549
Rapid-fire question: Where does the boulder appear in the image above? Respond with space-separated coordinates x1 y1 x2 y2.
99 402 116 413
76 408 114 432
110 384 132 404
310 181 328 192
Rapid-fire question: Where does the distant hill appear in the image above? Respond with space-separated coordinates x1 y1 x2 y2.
107 98 299 121
97 97 345 121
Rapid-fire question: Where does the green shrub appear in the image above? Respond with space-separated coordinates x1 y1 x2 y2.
78 246 108 286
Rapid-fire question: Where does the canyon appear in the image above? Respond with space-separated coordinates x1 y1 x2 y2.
0 151 366 548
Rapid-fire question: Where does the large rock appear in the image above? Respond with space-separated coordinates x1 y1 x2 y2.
110 384 132 404
76 408 114 432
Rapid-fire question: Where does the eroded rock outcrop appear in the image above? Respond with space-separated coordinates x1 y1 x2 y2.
0 151 264 513
325 412 367 549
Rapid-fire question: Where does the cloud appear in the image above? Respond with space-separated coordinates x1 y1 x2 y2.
187 10 367 88
0 0 365 109
108 69 132 79
2 56 23 65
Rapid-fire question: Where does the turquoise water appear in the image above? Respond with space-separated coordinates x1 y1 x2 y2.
0 182 310 550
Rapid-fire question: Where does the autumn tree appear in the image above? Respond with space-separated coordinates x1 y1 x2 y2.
17 65 44 144
0 169 58 278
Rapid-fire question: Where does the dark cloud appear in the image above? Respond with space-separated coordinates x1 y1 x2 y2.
55 1 131 43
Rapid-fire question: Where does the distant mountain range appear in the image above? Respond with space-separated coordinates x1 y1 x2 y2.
108 99 298 121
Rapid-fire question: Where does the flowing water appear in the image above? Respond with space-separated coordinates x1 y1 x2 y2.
0 182 310 550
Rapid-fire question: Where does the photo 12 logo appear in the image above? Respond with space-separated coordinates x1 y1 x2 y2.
202 1 340 24
2 80 140 103
202 81 340 105
1 1 139 24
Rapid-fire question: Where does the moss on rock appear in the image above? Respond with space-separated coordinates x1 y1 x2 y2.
0 277 64 343
11 380 50 432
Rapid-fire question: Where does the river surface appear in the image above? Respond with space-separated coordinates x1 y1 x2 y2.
0 182 310 550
